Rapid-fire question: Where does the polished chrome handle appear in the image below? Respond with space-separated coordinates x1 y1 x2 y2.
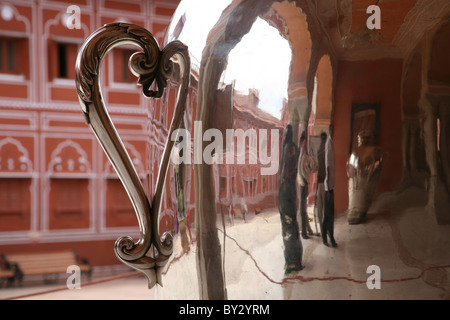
75 23 190 288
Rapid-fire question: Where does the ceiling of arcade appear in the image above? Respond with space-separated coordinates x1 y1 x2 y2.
305 0 450 61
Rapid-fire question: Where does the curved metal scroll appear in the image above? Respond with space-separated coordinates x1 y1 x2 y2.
75 23 190 288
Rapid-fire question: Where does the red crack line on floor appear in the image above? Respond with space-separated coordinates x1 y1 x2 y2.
220 229 450 287
385 210 450 292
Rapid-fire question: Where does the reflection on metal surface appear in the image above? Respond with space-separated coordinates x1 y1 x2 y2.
167 0 293 123
279 124 303 274
75 23 190 288
171 125 191 253
166 0 318 299
346 132 384 224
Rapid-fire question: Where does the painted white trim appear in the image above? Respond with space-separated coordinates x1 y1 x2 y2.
0 227 141 245
0 3 31 33
0 74 26 82
99 0 146 18
0 110 38 131
51 78 77 86
50 35 84 44
0 100 148 114
41 112 89 133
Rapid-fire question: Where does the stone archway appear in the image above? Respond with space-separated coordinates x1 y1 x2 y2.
311 54 333 135
305 54 333 211
271 1 312 141
401 44 428 187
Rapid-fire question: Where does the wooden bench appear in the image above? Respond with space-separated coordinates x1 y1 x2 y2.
0 255 18 287
0 269 16 287
3 250 92 285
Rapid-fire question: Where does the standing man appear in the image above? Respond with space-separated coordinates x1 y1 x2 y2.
323 124 337 247
315 132 326 241
279 125 303 274
298 131 315 239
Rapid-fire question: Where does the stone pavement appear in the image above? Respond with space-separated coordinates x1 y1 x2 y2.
2 186 450 300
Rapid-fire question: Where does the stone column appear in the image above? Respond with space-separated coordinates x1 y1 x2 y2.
400 110 427 187
194 0 277 299
419 95 450 224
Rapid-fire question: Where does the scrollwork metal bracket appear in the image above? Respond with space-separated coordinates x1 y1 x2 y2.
75 23 190 288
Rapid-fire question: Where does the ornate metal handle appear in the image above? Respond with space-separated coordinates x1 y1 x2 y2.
75 23 190 288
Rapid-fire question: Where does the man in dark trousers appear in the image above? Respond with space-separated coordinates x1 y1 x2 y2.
323 125 337 247
279 125 303 274
298 131 313 239
316 132 327 241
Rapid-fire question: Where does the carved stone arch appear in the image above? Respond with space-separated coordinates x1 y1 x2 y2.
400 43 428 183
0 4 31 33
271 1 312 139
0 137 33 173
44 7 90 39
44 139 93 231
311 54 333 135
48 139 91 174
